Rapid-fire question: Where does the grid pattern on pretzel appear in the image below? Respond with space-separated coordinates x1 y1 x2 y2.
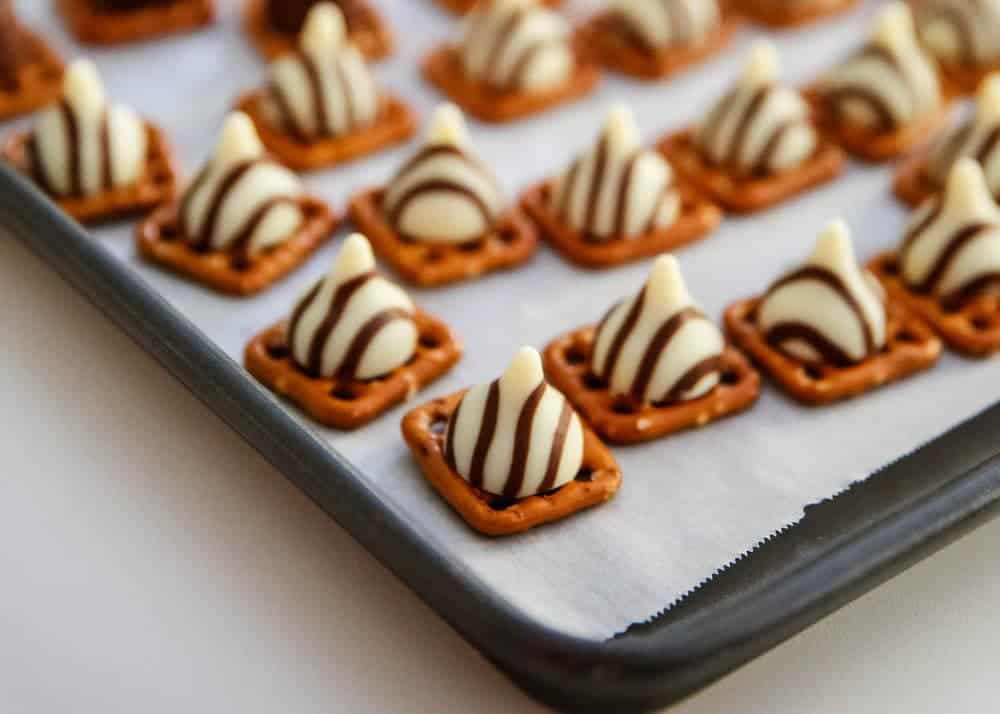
3 123 178 222
0 31 63 119
237 93 416 171
724 297 942 404
520 181 721 268
57 0 215 45
656 128 845 213
349 187 538 286
420 42 600 123
803 87 952 162
246 312 461 429
242 0 392 61
402 391 621 535
869 253 1000 356
137 197 336 295
543 328 760 444
577 9 741 81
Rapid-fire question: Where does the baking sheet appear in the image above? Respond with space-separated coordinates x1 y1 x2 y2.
12 0 1000 640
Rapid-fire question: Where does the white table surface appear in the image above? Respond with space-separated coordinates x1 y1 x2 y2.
3 231 999 712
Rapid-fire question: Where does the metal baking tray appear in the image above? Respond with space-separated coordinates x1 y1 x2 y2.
5 2 1000 711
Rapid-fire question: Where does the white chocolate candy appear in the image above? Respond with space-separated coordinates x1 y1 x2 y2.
695 42 817 176
927 74 1000 189
459 0 574 92
445 347 584 499
32 59 147 197
286 233 417 380
591 255 725 404
900 158 1000 306
551 104 680 240
608 0 721 52
917 0 1000 67
822 2 940 131
382 103 503 244
180 112 304 255
262 3 379 140
758 219 887 365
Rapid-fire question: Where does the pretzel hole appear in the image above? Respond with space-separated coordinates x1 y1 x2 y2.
720 370 740 385
488 496 518 511
895 329 919 344
458 240 483 253
582 373 607 390
266 343 290 360
425 249 444 263
803 364 824 381
230 255 251 272
429 419 447 436
564 345 587 366
611 398 637 415
575 467 595 483
881 259 899 276
972 315 992 330
419 334 440 350
498 226 518 244
331 385 360 401
159 223 180 241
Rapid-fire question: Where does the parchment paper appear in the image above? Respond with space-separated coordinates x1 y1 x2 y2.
13 0 1000 639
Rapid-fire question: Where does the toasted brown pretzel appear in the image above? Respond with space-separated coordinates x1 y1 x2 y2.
0 29 63 120
242 0 392 61
57 0 215 45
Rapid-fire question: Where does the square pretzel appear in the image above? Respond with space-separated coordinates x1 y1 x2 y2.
420 44 601 123
245 312 462 429
136 196 338 296
869 252 1000 357
236 92 417 172
892 145 941 208
576 10 741 81
543 328 760 445
349 187 538 287
724 296 942 405
656 128 845 214
803 86 952 162
519 181 721 269
435 0 561 13
57 0 215 45
401 391 622 536
0 30 63 121
3 122 179 225
737 0 860 28
242 0 393 61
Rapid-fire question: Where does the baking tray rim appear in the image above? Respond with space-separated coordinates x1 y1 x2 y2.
3 163 1000 712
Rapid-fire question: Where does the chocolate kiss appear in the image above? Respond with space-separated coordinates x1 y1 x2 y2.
941 158 1000 220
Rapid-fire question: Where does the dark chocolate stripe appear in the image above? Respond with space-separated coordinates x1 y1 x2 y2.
583 135 609 232
558 157 581 219
725 85 773 169
538 399 572 494
334 56 356 132
99 110 113 190
303 271 376 377
336 307 411 380
932 122 974 178
227 196 299 267
286 280 322 362
467 381 501 490
599 286 647 382
505 40 550 90
915 222 992 293
482 7 527 84
974 125 1000 166
611 151 640 238
767 265 875 354
663 354 722 403
628 307 702 402
902 202 943 254
700 88 737 154
387 179 493 237
270 81 307 142
502 383 546 498
826 45 910 132
753 119 793 176
942 271 1000 310
28 134 55 196
300 51 330 137
765 322 853 366
178 165 210 240
60 101 82 197
192 159 259 251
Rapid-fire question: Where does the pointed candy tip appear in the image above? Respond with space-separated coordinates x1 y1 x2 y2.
943 157 994 214
873 1 914 46
427 102 468 147
216 111 264 161
503 346 545 386
63 58 104 106
603 102 639 150
300 2 346 54
811 218 856 267
743 41 779 84
332 233 376 279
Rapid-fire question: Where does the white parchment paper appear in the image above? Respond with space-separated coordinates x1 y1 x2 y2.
13 0 1000 640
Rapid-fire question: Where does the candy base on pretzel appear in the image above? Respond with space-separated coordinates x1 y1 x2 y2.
3 122 178 225
136 197 337 295
724 296 942 404
892 145 941 208
0 30 63 121
243 0 392 61
543 328 760 445
519 181 722 268
421 45 601 123
804 86 952 162
246 313 462 429
349 187 538 287
576 10 741 81
656 128 845 214
435 0 562 13
401 391 621 536
937 60 1000 97
57 0 215 45
868 252 1000 356
237 92 416 172
738 0 859 28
